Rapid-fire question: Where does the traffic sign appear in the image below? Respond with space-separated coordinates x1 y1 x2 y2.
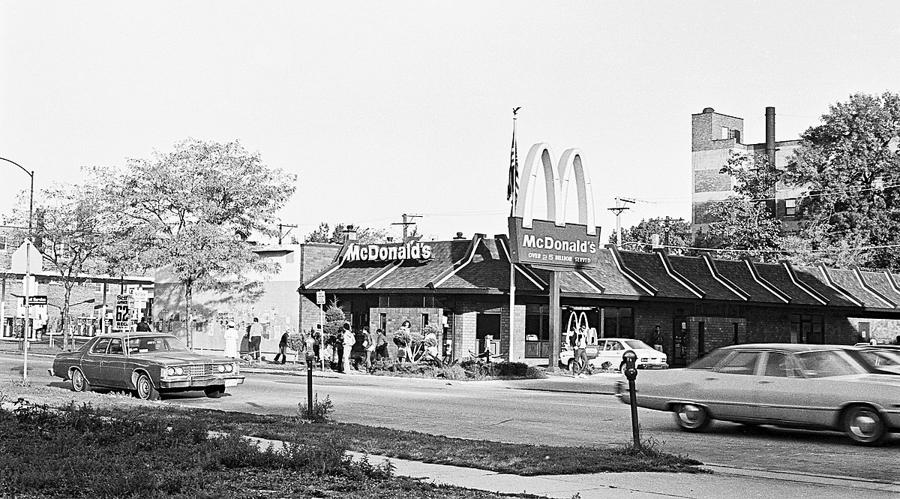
316 290 325 305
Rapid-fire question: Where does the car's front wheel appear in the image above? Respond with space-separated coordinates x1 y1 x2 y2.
842 405 886 446
204 385 226 398
673 403 711 432
135 373 160 401
70 368 91 393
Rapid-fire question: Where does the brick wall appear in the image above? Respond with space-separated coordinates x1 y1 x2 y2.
500 303 526 361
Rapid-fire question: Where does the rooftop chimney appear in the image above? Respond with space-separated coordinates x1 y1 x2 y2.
342 224 357 242
454 232 465 239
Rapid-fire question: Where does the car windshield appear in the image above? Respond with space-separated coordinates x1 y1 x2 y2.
624 340 653 350
795 350 864 378
687 348 731 370
126 336 190 355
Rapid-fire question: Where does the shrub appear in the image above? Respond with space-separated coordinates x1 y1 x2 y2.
297 394 334 423
438 364 467 380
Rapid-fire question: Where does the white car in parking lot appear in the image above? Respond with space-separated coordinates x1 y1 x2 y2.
560 338 667 371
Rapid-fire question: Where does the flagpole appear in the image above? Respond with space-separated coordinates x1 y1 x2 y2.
509 107 519 361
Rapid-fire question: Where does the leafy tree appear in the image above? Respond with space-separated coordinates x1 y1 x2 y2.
786 92 900 269
7 174 128 349
105 139 296 346
304 223 390 244
695 151 784 260
612 217 692 250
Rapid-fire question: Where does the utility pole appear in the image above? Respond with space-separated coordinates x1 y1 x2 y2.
392 213 422 242
607 198 635 247
277 223 298 245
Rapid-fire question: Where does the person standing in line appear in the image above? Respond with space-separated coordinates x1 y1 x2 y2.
274 329 290 364
375 328 389 361
223 321 239 359
362 325 375 368
340 323 355 372
248 317 264 361
575 326 588 377
136 317 152 332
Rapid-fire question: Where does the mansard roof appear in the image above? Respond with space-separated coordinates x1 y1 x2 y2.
301 235 900 313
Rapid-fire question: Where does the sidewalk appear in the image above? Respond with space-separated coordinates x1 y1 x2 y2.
239 435 900 499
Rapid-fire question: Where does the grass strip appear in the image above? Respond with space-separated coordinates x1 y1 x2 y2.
98 404 703 476
0 402 536 498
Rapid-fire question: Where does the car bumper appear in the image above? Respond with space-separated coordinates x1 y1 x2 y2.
637 362 668 369
159 375 245 389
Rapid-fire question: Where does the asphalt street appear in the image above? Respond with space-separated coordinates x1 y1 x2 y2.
4 354 898 484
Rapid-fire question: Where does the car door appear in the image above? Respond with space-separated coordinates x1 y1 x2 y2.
703 350 763 421
753 351 806 424
100 338 128 388
82 337 110 385
595 340 619 368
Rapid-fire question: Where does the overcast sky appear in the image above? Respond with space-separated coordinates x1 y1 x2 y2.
3 1 899 243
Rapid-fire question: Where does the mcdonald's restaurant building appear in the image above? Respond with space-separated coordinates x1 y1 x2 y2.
299 228 900 367
299 142 900 365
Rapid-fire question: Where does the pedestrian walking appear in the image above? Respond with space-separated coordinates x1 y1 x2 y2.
274 329 290 364
248 317 264 361
575 326 588 377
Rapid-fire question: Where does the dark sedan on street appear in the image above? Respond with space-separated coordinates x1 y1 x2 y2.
50 333 244 400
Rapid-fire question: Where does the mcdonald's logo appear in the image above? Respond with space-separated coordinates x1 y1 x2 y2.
507 143 602 269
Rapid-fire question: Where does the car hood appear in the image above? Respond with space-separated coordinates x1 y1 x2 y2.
131 352 234 365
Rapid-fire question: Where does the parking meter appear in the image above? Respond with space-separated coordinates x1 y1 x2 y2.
305 335 315 419
622 350 641 448
622 350 638 381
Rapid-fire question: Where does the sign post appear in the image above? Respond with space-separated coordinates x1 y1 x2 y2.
316 291 326 370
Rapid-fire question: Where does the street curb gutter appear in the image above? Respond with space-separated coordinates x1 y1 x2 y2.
702 463 900 493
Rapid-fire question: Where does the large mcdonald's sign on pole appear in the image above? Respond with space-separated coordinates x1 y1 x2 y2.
507 143 602 269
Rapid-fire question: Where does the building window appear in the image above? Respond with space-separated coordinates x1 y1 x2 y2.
476 313 501 341
721 127 730 139
285 253 295 263
525 305 549 341
379 313 387 333
790 314 824 344
421 313 429 330
603 307 634 338
785 198 797 217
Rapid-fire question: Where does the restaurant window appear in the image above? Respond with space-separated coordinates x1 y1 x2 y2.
476 313 500 340
421 313 429 330
379 313 387 333
525 305 549 341
721 126 730 140
603 307 634 338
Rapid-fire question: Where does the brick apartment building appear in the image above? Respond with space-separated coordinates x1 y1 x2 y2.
692 106 803 233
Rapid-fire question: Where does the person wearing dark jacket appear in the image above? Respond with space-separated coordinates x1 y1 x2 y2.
274 330 290 364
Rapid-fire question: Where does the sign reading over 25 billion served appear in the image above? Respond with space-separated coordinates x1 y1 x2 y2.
507 217 602 269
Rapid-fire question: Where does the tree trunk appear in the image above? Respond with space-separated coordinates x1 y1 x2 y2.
62 283 74 350
185 282 192 349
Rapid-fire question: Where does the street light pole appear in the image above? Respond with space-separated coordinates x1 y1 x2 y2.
0 157 35 382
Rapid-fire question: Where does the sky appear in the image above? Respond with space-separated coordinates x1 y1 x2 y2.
3 1 900 244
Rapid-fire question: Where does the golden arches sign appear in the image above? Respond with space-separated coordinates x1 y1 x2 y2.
508 143 602 269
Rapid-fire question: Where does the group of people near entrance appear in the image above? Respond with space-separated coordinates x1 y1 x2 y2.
218 316 442 372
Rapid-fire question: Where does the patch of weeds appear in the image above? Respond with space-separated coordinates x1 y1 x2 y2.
297 394 334 423
438 364 467 380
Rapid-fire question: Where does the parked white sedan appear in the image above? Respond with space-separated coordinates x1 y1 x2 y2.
615 344 900 445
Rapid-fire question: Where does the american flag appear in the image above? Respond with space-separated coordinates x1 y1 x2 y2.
507 107 521 210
